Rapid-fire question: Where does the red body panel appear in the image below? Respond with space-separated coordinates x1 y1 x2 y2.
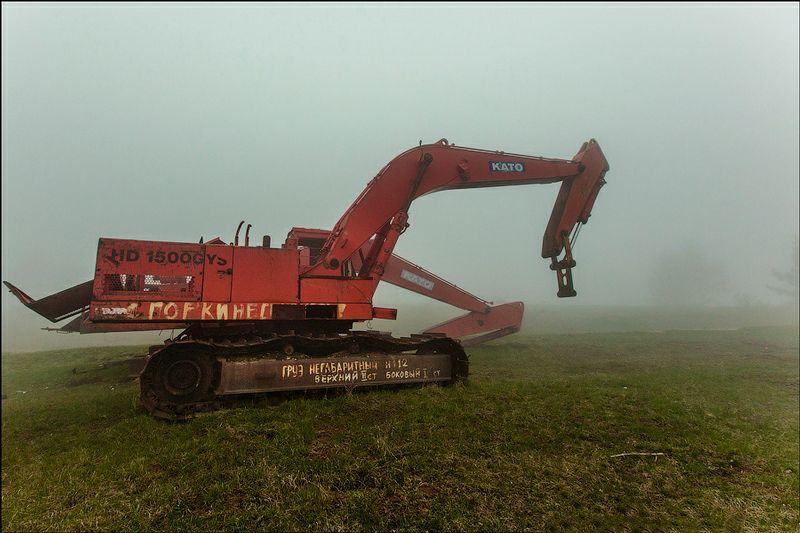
300 278 375 303
230 247 299 303
88 300 376 322
94 239 204 302
201 245 233 301
90 238 373 322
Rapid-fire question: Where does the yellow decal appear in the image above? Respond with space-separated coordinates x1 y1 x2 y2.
182 303 196 320
148 302 164 319
163 302 178 320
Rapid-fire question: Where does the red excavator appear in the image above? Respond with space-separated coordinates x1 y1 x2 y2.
5 138 609 419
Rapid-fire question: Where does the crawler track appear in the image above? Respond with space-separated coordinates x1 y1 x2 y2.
139 331 468 421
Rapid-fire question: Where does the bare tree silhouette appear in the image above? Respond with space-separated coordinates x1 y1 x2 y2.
649 243 729 306
769 236 799 304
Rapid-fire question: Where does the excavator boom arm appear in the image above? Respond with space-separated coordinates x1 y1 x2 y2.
305 139 609 297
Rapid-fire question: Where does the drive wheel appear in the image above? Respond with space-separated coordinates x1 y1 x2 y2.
164 358 203 396
140 346 219 418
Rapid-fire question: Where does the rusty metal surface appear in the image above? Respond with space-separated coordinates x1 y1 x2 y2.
216 353 452 395
94 239 205 302
424 302 524 342
138 332 468 420
3 280 92 322
460 326 519 347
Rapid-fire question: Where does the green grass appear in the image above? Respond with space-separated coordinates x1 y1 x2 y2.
2 327 798 531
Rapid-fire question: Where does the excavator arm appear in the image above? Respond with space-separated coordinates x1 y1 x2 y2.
352 249 524 345
304 139 609 297
379 253 524 346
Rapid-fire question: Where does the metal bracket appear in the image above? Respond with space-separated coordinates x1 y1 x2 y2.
550 232 577 297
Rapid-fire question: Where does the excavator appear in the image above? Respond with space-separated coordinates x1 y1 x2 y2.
4 138 609 420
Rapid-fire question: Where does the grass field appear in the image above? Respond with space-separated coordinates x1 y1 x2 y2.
2 326 798 531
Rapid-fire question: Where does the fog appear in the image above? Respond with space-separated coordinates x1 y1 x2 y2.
2 4 798 352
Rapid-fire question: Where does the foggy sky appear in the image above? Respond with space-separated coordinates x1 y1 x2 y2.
2 3 799 351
